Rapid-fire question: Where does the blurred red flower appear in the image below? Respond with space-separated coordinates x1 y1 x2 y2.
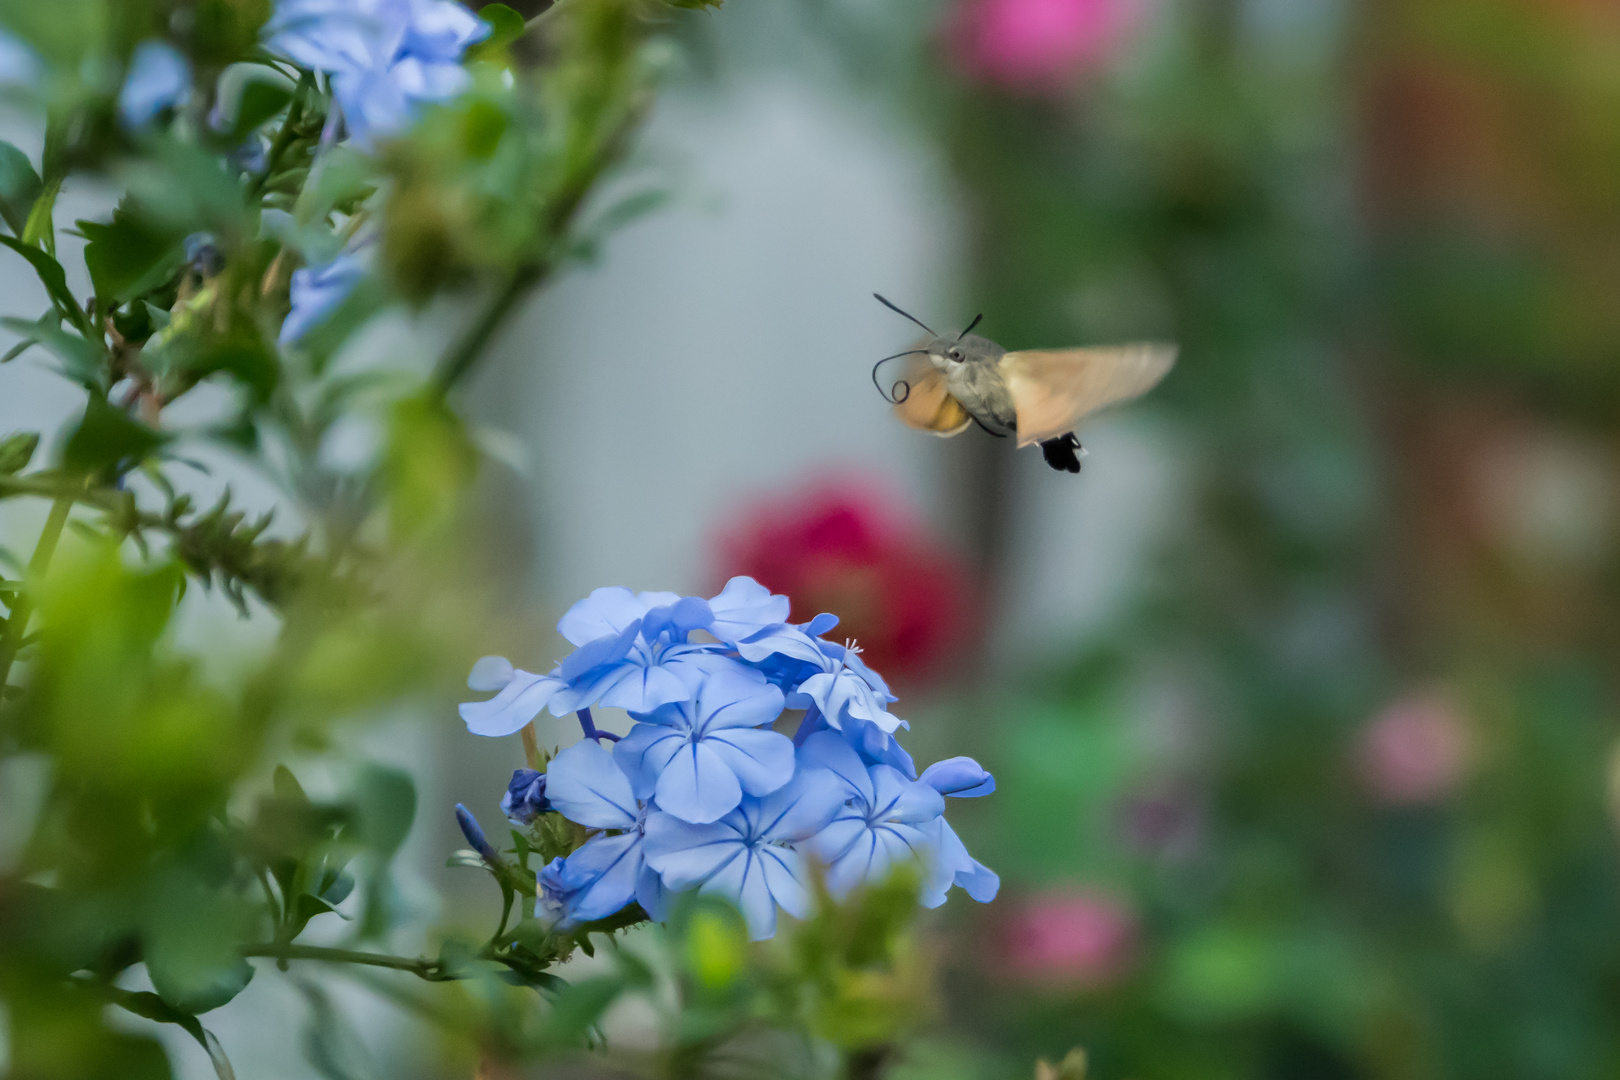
1356 690 1473 806
712 480 971 686
998 887 1139 988
944 0 1142 94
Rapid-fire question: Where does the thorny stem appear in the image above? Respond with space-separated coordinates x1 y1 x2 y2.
0 495 72 691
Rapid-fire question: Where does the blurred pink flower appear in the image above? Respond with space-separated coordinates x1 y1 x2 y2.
999 887 1138 988
712 478 973 686
1357 691 1472 805
945 0 1141 93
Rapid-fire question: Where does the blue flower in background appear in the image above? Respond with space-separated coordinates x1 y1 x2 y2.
0 31 43 89
616 662 794 824
501 768 549 826
119 41 191 129
799 732 946 900
458 655 563 736
265 0 489 146
643 765 846 940
538 739 665 925
281 252 365 346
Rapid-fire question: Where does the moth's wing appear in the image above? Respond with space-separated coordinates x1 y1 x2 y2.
999 344 1177 447
892 353 972 437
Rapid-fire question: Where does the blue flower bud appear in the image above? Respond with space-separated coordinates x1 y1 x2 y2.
501 768 550 826
919 756 996 798
454 803 499 864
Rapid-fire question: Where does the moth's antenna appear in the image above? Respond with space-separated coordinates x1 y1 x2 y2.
958 314 983 340
873 293 937 337
871 349 928 405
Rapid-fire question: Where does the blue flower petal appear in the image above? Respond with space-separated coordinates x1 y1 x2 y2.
641 596 713 643
706 577 791 643
655 741 744 824
613 722 687 799
869 765 945 824
558 621 640 683
643 812 743 890
919 756 995 798
555 832 641 922
799 731 875 806
695 667 783 731
703 727 796 797
119 41 190 128
636 861 668 921
701 846 779 941
747 764 848 842
931 817 999 904
467 655 515 692
458 669 562 737
558 587 677 646
545 739 638 830
281 254 365 346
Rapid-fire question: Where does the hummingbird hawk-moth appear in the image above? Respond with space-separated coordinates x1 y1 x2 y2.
872 294 1176 473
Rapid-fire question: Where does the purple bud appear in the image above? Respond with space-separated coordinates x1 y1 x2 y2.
500 768 550 825
454 803 499 863
920 756 995 798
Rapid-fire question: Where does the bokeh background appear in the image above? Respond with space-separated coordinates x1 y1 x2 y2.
7 0 1620 1076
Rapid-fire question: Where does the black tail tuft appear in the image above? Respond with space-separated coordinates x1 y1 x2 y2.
1040 433 1083 473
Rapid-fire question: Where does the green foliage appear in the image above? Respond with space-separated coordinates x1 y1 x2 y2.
0 0 729 1074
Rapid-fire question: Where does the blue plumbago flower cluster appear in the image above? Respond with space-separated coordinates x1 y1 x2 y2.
460 578 999 940
264 0 490 148
262 0 487 342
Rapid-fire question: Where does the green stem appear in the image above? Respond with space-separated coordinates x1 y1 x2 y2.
240 943 448 979
430 89 650 395
0 495 72 690
250 73 313 200
431 261 546 394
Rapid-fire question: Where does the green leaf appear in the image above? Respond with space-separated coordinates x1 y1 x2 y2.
466 4 525 63
0 140 42 237
545 976 626 1044
80 203 186 304
63 395 169 474
287 892 340 938
21 175 60 254
317 867 355 905
0 314 96 381
228 77 295 143
110 989 210 1048
273 763 309 803
352 763 415 856
0 233 87 330
0 431 39 474
144 874 256 1015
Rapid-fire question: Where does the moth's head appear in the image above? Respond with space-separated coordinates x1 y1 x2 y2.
926 333 1000 368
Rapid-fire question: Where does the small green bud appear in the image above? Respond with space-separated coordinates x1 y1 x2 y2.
0 432 39 475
